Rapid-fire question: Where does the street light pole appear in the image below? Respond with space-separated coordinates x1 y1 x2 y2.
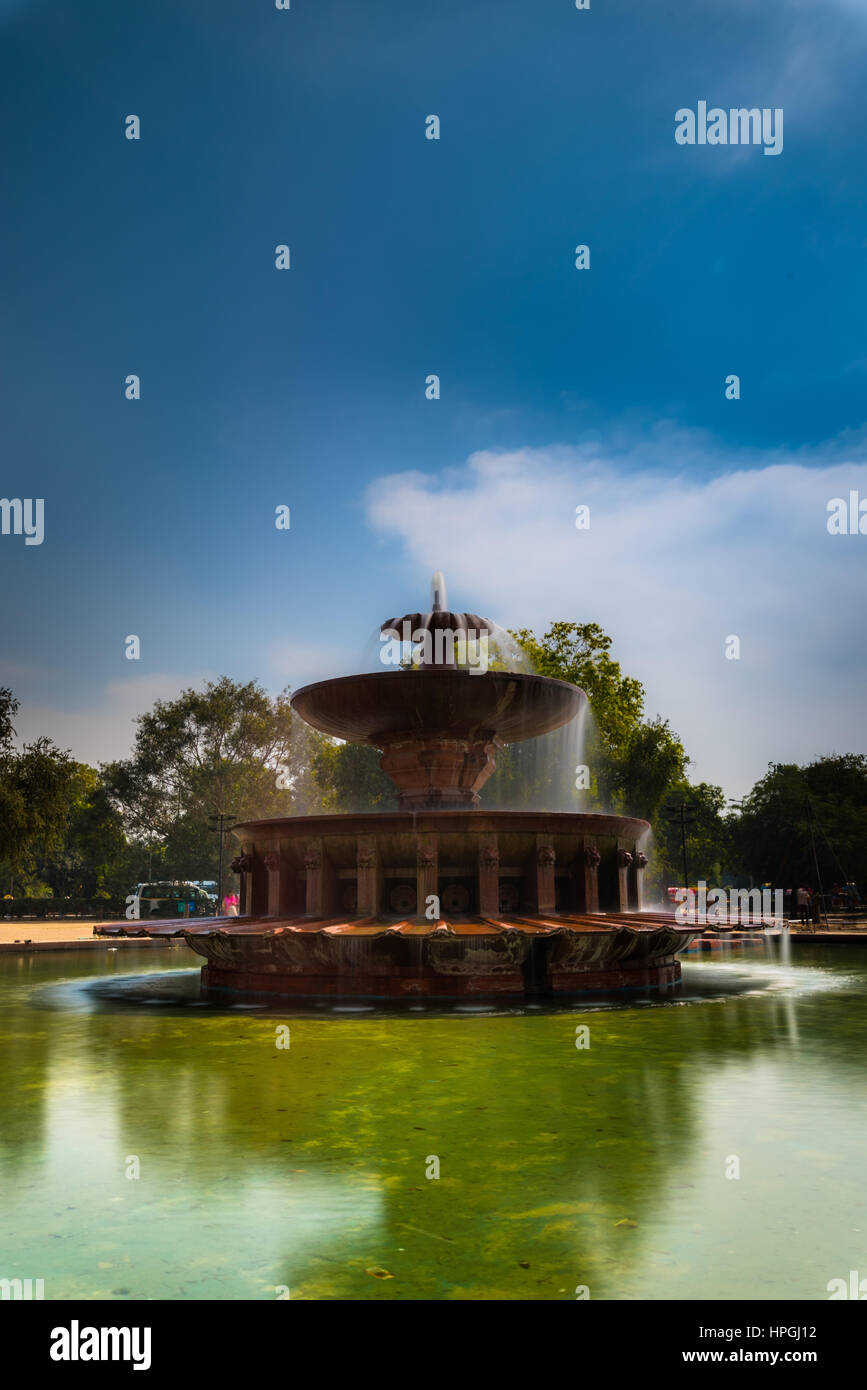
727 798 752 889
804 794 830 931
665 801 697 893
208 811 237 917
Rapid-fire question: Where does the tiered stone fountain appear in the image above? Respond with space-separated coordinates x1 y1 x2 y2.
100 579 695 996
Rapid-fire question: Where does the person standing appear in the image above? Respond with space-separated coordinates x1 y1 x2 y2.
795 885 811 926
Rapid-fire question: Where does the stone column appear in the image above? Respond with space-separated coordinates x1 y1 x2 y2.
535 837 557 915
263 849 281 917
617 848 634 911
356 835 380 917
478 839 500 918
304 839 333 917
416 836 438 917
277 841 299 917
582 843 601 913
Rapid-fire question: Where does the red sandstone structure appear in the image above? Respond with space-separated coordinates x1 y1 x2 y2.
98 579 695 996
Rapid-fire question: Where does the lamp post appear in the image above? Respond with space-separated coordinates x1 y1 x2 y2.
727 798 752 889
804 794 830 931
208 811 237 917
665 801 697 895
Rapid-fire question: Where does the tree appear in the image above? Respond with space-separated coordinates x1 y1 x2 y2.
731 756 867 891
0 687 16 747
313 742 397 813
34 763 126 898
102 677 330 881
505 623 688 818
511 622 644 754
611 717 688 822
0 688 80 892
656 781 730 887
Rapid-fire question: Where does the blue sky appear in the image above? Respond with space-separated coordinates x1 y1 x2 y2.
1 0 866 796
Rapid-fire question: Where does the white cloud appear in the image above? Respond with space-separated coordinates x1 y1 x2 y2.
364 430 867 798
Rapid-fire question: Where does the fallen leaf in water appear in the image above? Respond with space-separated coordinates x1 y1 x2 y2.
615 1219 638 1228
365 1267 394 1280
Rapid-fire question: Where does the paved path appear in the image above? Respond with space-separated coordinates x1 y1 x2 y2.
0 921 184 952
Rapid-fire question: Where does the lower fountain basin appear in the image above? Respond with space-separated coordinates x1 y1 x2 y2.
96 809 695 998
96 912 691 997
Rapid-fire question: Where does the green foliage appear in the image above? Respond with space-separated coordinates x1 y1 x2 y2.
0 687 17 747
611 718 688 822
655 781 730 887
511 623 644 753
509 624 686 819
0 687 80 886
313 742 397 813
731 756 867 890
34 763 126 898
102 677 331 882
481 736 574 811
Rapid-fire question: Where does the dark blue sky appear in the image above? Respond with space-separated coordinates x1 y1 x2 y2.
2 0 866 792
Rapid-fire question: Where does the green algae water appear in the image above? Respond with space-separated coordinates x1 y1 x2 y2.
1 943 865 1301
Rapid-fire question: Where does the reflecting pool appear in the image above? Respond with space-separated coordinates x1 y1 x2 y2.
1 943 865 1300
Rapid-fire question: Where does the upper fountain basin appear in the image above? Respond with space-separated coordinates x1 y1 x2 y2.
291 669 584 746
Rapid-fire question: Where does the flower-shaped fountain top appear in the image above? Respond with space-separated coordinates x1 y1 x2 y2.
380 571 499 669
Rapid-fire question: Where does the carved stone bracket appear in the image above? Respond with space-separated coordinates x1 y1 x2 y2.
229 853 252 874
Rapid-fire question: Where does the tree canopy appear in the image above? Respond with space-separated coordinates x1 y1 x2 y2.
0 687 81 890
101 677 328 882
730 756 867 890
